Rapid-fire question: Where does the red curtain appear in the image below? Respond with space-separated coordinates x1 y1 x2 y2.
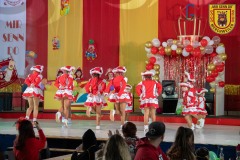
82 0 120 80
158 0 240 84
26 0 48 78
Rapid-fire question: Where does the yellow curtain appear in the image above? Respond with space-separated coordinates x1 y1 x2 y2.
119 0 158 86
48 0 83 80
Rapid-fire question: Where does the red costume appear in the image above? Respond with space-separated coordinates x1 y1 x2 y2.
84 67 107 107
136 71 162 109
54 66 75 101
13 129 46 160
22 65 44 101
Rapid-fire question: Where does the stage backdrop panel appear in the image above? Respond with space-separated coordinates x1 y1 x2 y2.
0 0 26 77
119 0 159 86
48 0 83 80
82 0 120 80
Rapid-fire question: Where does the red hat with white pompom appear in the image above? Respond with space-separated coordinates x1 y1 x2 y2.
90 67 103 75
30 65 44 73
112 66 127 73
196 88 208 95
61 66 75 72
141 70 155 76
184 71 196 82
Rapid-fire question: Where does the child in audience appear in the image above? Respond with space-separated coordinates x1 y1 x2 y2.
23 65 44 123
54 66 75 126
136 70 162 132
84 67 107 129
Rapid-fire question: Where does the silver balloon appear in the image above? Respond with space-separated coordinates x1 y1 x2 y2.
212 36 221 45
167 39 173 46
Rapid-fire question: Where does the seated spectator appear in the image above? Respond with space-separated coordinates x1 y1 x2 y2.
103 134 131 160
195 147 209 160
13 119 47 160
122 122 139 159
134 121 168 160
167 126 195 160
71 129 100 160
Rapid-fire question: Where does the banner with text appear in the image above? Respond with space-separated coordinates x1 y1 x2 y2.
0 0 26 77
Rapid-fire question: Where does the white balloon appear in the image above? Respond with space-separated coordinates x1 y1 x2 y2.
152 38 161 47
162 42 167 47
145 47 151 53
208 40 214 46
182 48 189 57
203 36 210 42
192 41 199 48
171 44 177 50
215 76 222 83
183 40 190 47
146 53 152 58
216 46 225 54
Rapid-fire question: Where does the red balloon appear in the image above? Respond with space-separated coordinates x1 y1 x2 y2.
210 52 218 58
206 76 215 83
158 48 165 56
192 48 201 57
211 70 218 78
151 47 159 54
149 57 156 64
219 62 225 68
171 50 177 56
146 63 153 70
185 45 193 52
200 39 208 47
218 81 225 87
215 65 224 72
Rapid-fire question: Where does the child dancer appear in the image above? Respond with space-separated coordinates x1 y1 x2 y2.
180 71 200 130
55 69 64 123
54 66 75 126
195 88 208 128
23 65 44 123
84 67 107 129
125 84 133 123
105 66 132 129
136 70 162 132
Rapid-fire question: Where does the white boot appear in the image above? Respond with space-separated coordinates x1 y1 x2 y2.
63 119 68 127
96 125 100 130
191 123 195 130
55 112 61 123
199 118 205 128
144 125 149 132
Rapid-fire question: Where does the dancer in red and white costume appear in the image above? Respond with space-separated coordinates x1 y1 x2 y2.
195 88 208 128
54 66 75 126
125 84 133 123
136 70 162 132
84 67 107 130
23 65 44 123
105 66 131 129
180 71 200 130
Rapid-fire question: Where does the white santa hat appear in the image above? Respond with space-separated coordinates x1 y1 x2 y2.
141 70 155 76
112 66 127 73
184 71 196 82
196 88 208 95
30 65 44 73
179 82 193 88
90 67 103 75
61 66 75 72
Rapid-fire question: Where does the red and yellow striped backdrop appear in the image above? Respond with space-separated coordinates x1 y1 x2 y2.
26 0 240 85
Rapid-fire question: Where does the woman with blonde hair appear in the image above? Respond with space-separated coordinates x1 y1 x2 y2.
103 134 131 160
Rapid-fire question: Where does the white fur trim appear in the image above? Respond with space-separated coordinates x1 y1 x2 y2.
141 70 154 76
184 71 196 82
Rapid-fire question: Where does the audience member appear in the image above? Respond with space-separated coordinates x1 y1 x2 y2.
13 119 47 160
167 126 195 160
134 121 168 160
103 134 131 160
71 129 99 160
195 147 209 160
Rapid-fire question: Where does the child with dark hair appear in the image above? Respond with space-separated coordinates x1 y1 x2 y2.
71 129 99 160
195 147 209 160
13 119 46 160
167 126 196 160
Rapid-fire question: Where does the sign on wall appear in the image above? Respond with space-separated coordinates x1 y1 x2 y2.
209 4 236 34
0 0 26 77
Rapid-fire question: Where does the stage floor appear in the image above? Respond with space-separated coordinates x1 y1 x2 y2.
0 119 239 146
